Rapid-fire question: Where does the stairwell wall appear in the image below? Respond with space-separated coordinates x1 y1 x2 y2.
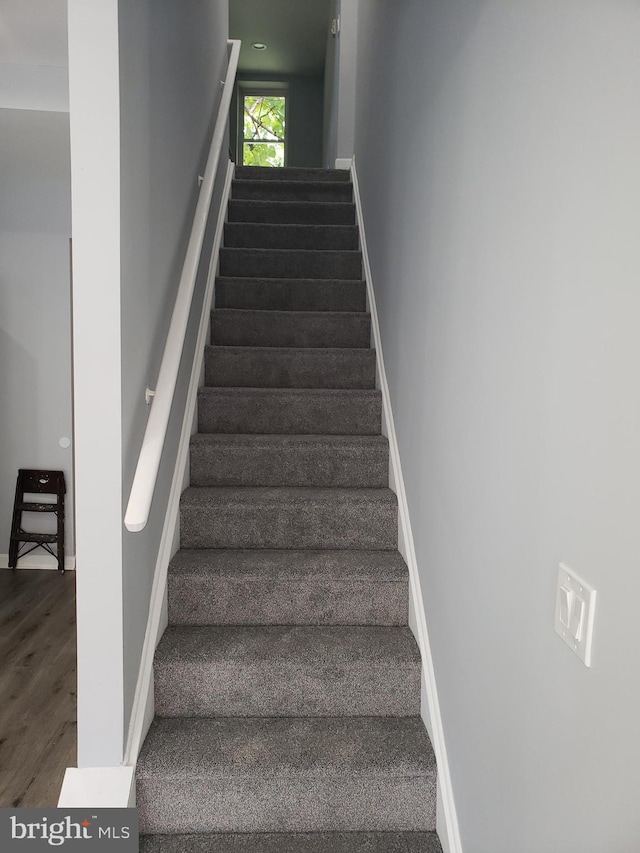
352 2 640 852
118 0 230 749
322 0 357 167
69 0 229 767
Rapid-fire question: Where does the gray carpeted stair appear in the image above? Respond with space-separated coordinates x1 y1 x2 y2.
190 434 388 488
211 309 371 348
154 625 421 717
197 387 382 434
228 198 356 225
137 716 436 834
234 166 351 182
138 165 442 853
205 345 376 389
180 486 398 550
231 179 353 203
140 831 444 853
220 247 362 279
215 277 366 312
224 223 359 251
167 549 409 626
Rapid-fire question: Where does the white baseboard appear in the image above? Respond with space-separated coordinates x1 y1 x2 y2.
123 160 235 768
351 156 463 853
0 553 76 571
335 157 352 170
58 767 135 807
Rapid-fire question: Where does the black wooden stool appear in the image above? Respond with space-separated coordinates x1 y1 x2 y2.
8 469 66 573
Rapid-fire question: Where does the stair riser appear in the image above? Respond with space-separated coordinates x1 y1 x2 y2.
190 442 388 488
197 390 381 435
168 576 408 626
138 778 435 834
224 224 359 251
215 278 366 312
220 249 362 281
154 658 420 717
180 500 397 550
232 181 352 203
205 348 376 390
211 311 370 349
228 200 356 225
235 167 351 182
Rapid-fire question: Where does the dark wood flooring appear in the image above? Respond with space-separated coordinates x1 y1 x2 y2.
0 569 76 807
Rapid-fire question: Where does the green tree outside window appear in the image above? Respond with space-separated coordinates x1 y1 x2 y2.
242 95 286 167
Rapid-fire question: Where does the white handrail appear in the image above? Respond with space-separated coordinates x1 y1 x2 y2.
125 39 241 533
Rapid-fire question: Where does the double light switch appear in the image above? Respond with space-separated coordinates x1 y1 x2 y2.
554 563 596 667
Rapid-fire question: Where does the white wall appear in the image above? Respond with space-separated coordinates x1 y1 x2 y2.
68 0 229 766
352 2 640 851
0 108 73 566
68 0 123 767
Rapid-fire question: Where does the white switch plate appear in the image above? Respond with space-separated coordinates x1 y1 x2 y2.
554 563 597 667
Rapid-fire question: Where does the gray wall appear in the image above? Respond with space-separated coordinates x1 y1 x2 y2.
0 108 73 563
118 0 230 736
68 0 229 766
231 74 324 167
352 2 640 851
322 0 357 167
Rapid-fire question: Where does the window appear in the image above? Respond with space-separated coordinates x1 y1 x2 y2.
240 93 286 167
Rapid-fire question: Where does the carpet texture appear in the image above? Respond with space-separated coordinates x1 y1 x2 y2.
137 165 443 853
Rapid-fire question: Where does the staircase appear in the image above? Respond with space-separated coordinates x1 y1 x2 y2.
137 166 442 853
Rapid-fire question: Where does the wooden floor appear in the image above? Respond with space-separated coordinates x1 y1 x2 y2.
0 569 76 807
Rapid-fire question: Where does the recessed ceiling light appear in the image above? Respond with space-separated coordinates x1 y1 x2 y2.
252 42 267 51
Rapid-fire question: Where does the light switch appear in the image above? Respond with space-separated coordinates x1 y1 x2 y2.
554 563 597 667
559 585 572 628
570 596 585 642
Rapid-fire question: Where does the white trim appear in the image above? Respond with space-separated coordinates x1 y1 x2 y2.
58 767 135 808
124 39 241 533
351 156 463 853
335 157 352 170
123 161 235 768
0 554 76 571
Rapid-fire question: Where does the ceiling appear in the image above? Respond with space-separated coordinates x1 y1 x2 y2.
230 0 332 77
0 0 67 67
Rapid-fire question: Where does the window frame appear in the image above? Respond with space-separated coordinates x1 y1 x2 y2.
237 87 288 168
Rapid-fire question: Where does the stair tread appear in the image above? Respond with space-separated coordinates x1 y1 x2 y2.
205 347 376 390
181 486 397 506
137 716 435 778
190 434 388 449
228 198 356 223
221 246 361 256
169 548 407 581
235 167 351 181
225 223 357 232
168 549 408 627
156 625 420 666
210 309 371 349
140 831 443 853
233 179 351 190
216 276 365 285
224 223 359 251
198 386 380 400
197 387 382 436
212 308 368 318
